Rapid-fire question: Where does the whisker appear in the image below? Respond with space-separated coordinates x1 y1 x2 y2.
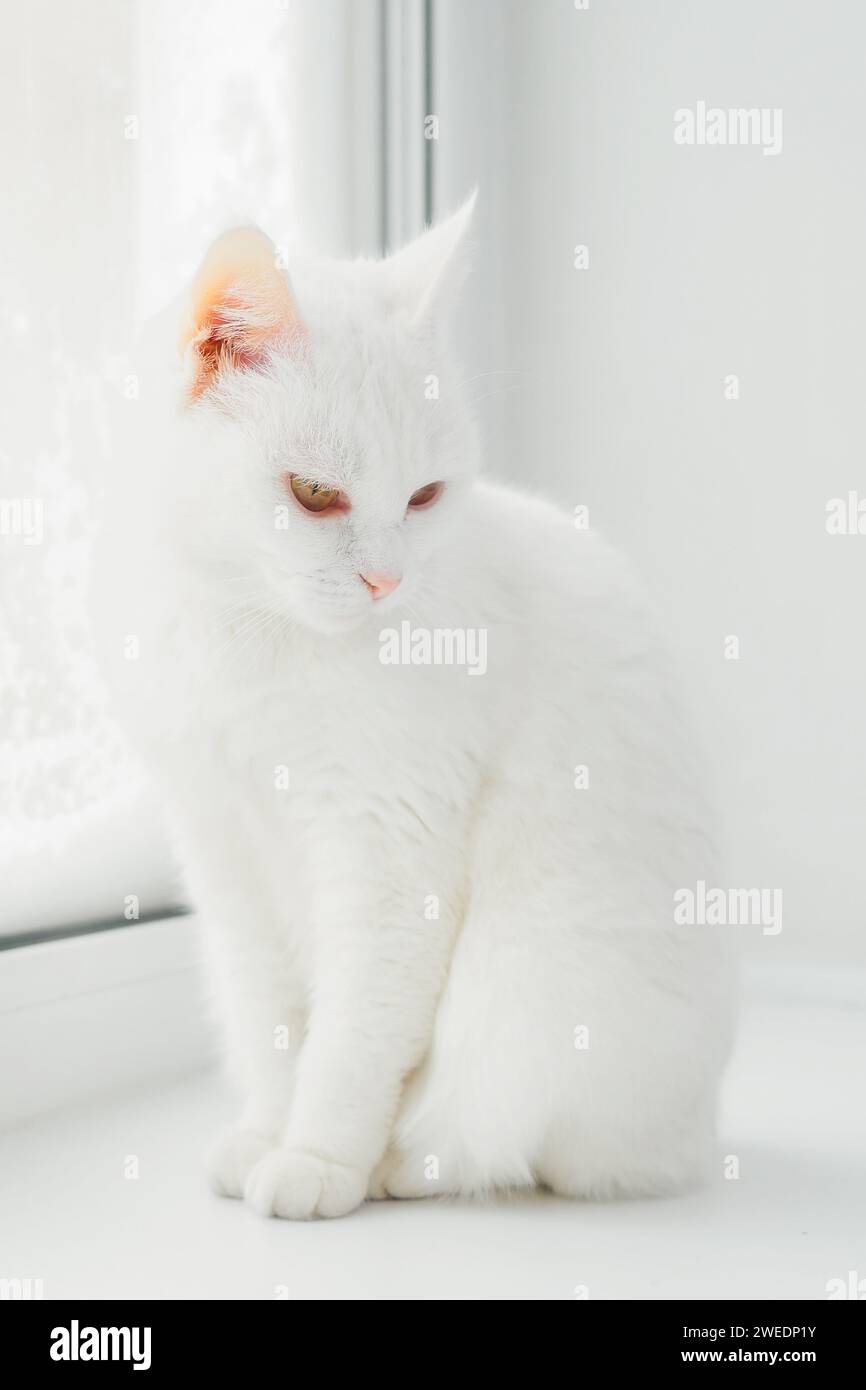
467 382 526 408
214 605 284 680
460 369 529 389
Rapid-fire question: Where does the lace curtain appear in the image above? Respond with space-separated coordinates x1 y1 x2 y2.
0 0 374 934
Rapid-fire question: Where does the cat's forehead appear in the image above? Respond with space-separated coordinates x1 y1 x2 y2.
268 330 435 494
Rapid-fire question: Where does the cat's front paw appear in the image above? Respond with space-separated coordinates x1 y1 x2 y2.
207 1128 276 1199
368 1146 440 1200
244 1148 367 1220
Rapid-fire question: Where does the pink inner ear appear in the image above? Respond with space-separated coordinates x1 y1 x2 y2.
207 292 273 363
186 287 305 401
181 230 305 401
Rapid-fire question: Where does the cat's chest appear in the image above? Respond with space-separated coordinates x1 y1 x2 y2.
212 640 494 813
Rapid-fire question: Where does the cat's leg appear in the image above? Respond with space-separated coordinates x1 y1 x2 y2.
204 932 305 1200
532 1099 715 1201
531 937 734 1200
375 884 732 1203
369 897 553 1201
243 875 454 1220
168 795 306 1199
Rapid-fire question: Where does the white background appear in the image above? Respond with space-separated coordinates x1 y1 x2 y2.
439 0 866 965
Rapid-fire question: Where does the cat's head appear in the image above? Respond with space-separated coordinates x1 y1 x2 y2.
177 197 479 636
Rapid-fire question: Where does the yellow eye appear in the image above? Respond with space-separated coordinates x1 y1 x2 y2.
289 475 341 513
408 481 444 509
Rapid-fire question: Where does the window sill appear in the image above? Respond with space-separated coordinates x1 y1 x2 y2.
0 971 864 1298
0 915 214 1131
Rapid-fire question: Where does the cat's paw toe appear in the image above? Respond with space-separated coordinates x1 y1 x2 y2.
207 1128 276 1199
244 1148 367 1220
368 1147 437 1200
366 1153 392 1200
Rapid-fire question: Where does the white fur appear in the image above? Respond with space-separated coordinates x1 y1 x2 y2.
101 200 735 1219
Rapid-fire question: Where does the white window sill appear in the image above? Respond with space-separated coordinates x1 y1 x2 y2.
0 915 213 1132
0 973 864 1299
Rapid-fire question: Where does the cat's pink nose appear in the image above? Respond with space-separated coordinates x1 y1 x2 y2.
361 570 402 599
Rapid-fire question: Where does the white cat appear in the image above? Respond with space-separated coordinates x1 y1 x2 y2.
104 196 735 1219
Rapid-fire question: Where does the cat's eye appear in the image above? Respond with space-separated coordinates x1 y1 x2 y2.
408 481 444 510
289 475 341 513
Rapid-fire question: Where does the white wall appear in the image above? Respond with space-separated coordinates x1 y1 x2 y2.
437 0 866 963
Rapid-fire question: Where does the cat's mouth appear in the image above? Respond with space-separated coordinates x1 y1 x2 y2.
301 596 383 636
311 587 409 637
272 568 414 637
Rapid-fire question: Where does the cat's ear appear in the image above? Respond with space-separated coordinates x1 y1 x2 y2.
179 227 305 400
384 191 476 326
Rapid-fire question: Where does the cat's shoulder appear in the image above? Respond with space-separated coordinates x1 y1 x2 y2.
465 478 652 627
468 477 623 569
